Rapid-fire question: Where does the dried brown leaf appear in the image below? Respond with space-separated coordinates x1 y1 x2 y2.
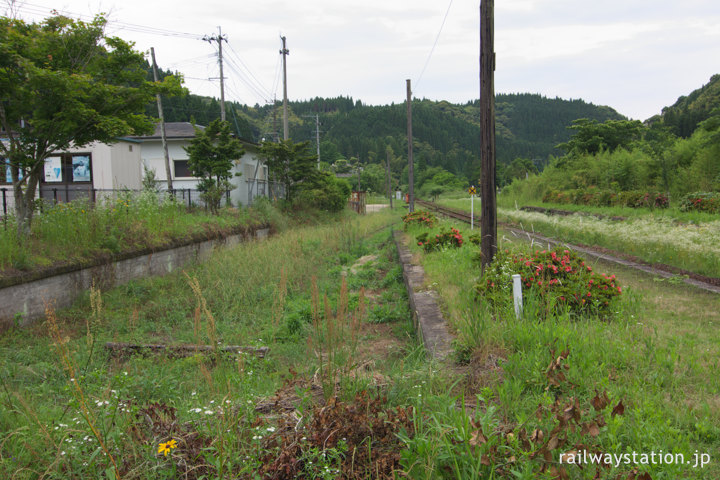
469 429 488 446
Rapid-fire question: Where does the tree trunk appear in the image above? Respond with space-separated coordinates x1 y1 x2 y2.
14 169 40 237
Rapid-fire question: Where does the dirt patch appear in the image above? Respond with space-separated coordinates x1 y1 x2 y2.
355 323 404 363
349 254 377 274
453 345 509 399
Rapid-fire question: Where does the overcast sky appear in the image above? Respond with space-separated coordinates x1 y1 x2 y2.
8 0 720 120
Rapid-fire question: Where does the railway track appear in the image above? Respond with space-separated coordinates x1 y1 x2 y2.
414 199 720 295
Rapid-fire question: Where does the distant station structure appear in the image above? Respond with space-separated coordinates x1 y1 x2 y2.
349 191 366 214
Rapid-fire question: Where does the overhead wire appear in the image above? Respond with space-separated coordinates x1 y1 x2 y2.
225 43 274 101
414 0 454 93
14 1 276 111
15 1 204 39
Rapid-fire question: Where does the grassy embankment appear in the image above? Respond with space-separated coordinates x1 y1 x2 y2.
434 194 720 278
401 216 720 479
0 194 283 276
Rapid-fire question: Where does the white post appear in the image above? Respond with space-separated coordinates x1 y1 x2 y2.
512 274 523 319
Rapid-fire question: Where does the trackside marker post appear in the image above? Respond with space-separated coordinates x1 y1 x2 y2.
512 274 523 319
469 185 476 230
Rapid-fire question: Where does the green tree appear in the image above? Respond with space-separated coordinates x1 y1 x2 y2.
184 119 244 214
259 140 319 202
295 172 351 212
0 14 184 235
556 119 645 156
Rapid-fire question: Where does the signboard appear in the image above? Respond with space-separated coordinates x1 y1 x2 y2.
44 156 62 182
3 159 23 184
469 185 476 195
72 155 91 182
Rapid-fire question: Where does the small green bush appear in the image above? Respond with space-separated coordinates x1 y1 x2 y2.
415 227 463 252
402 210 437 230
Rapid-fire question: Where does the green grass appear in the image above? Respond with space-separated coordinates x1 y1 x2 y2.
0 193 279 275
401 218 720 479
0 207 443 478
434 197 720 278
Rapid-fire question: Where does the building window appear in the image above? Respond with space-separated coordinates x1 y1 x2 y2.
173 160 193 178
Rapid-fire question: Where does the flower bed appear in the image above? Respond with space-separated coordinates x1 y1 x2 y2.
402 210 437 230
679 191 720 213
475 247 622 318
415 227 463 252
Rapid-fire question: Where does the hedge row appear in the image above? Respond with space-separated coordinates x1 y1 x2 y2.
542 188 669 209
679 192 720 213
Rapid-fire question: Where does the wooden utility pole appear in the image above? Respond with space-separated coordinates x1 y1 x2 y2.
150 47 172 191
280 36 290 140
406 79 414 213
315 114 320 169
204 27 228 122
385 148 393 209
480 0 497 269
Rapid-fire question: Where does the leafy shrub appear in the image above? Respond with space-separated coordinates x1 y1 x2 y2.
679 191 720 213
543 188 668 209
402 210 437 230
475 247 622 318
294 173 351 212
416 227 463 252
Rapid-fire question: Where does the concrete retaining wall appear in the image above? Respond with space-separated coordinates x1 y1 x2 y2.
1 228 270 327
393 230 454 360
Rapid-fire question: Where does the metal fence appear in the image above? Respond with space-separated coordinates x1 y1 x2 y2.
246 179 286 205
1 187 219 229
1 183 287 229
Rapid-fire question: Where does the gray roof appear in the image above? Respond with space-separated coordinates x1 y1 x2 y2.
133 122 205 140
132 122 259 148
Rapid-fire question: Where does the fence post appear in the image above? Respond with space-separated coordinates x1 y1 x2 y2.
187 189 191 210
53 188 58 204
1 188 6 230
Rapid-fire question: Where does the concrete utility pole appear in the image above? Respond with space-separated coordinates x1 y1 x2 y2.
204 27 228 121
150 47 172 191
280 36 290 140
480 0 497 269
406 79 414 213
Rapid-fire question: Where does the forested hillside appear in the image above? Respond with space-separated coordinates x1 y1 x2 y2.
649 74 720 138
502 74 720 209
146 65 624 188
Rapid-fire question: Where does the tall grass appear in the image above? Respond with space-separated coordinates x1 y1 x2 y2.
0 192 273 273
0 207 405 478
405 217 720 479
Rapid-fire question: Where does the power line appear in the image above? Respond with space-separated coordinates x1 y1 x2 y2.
15 2 203 39
415 0 453 91
225 43 274 101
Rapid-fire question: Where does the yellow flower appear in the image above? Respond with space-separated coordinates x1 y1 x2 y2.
158 439 177 457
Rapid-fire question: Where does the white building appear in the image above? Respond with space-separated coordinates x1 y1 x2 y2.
1 122 270 215
135 122 269 207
